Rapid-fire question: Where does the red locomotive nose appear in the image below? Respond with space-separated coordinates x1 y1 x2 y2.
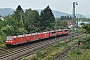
6 40 13 44
6 36 13 44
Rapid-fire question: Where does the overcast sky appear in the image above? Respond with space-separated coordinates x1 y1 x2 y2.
0 0 90 15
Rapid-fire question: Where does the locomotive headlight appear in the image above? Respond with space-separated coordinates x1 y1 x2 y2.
6 41 9 42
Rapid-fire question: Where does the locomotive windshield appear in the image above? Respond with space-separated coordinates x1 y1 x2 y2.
7 37 12 40
64 30 68 32
51 31 56 34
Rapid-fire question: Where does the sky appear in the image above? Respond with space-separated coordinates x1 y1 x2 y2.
0 0 90 15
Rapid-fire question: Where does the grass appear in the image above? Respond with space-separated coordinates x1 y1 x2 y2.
63 34 90 60
64 48 90 60
0 43 5 47
22 42 66 60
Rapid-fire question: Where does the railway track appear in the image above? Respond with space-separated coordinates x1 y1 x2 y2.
51 38 85 60
0 31 83 60
51 42 78 60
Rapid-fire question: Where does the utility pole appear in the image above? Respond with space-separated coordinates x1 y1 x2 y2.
72 2 78 28
72 2 78 40
73 2 75 19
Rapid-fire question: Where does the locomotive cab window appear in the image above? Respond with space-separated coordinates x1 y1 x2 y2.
58 30 62 32
51 31 56 34
64 30 68 32
7 37 12 40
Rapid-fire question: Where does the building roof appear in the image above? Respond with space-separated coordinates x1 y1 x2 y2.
68 20 72 26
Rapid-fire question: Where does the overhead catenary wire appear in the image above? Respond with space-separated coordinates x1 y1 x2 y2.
56 3 72 11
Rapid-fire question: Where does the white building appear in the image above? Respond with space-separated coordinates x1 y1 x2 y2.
78 20 90 27
0 17 4 21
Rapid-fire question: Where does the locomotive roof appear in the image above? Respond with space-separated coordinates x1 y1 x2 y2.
41 31 49 33
63 29 68 30
28 32 39 35
56 29 62 31
50 30 56 32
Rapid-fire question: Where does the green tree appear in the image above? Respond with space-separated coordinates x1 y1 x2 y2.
17 27 27 35
12 5 23 21
40 5 55 31
0 30 6 43
66 15 72 20
60 16 66 20
5 17 19 35
0 21 6 29
83 24 90 34
82 23 90 49
1 25 14 36
55 19 68 29
23 8 40 33
60 15 72 20
4 17 27 35
11 5 24 28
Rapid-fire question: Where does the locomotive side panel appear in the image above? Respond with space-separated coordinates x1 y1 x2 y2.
31 33 39 41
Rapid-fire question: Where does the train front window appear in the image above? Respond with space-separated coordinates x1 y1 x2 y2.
7 37 12 40
52 31 56 34
65 30 68 32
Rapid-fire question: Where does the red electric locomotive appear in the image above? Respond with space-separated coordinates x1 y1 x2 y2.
6 29 68 47
62 29 68 35
39 31 50 39
56 29 63 36
6 35 28 47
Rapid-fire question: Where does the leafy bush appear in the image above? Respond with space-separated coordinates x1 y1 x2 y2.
83 36 90 49
22 54 38 60
0 30 6 43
